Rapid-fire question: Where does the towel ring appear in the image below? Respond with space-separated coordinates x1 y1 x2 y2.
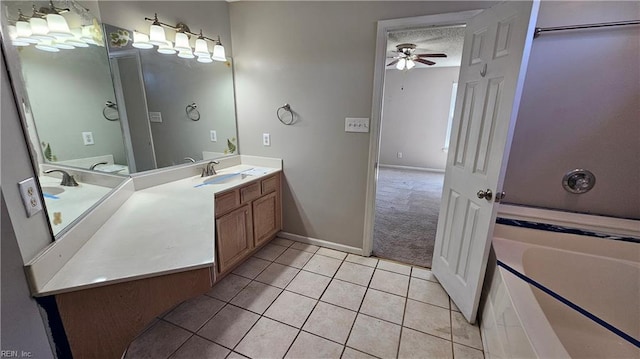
186 102 200 121
102 101 119 121
277 103 294 125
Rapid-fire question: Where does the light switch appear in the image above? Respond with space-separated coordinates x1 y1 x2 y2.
149 112 162 123
18 177 43 217
263 133 271 146
210 130 217 142
82 132 94 145
345 118 370 133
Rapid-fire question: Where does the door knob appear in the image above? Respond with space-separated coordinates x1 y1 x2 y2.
477 189 493 201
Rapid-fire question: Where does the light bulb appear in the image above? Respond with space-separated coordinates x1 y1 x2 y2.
15 21 38 43
406 59 415 69
131 31 153 49
80 25 98 45
177 50 194 59
212 43 226 61
157 41 176 54
194 38 210 57
66 28 89 47
46 14 73 38
30 17 54 40
197 55 213 63
8 25 30 46
174 32 191 52
35 39 60 52
149 24 166 45
396 58 406 70
52 40 75 50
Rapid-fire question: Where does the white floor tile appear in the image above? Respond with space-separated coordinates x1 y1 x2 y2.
408 277 449 309
303 254 343 277
235 317 299 359
346 314 401 359
398 327 453 359
264 291 317 328
369 269 409 296
286 270 332 299
230 281 282 314
302 302 356 344
321 279 366 311
197 305 259 348
359 288 406 325
285 331 344 359
334 261 374 287
255 262 300 289
377 260 412 275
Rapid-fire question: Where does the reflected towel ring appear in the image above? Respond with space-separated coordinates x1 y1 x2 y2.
277 103 294 125
186 102 200 121
103 101 119 121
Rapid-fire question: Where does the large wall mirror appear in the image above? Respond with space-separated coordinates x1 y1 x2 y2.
1 0 238 238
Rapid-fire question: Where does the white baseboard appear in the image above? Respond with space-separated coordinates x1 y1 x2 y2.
277 232 364 255
379 164 445 173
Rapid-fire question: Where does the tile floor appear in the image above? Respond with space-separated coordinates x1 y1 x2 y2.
125 238 484 359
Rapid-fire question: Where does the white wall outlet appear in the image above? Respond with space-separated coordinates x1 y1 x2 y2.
210 130 217 142
345 117 370 133
397 152 403 158
263 133 271 146
82 131 94 145
18 177 43 217
149 112 162 123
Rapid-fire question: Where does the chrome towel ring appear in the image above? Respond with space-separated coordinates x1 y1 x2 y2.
186 102 200 121
277 103 294 125
103 101 119 121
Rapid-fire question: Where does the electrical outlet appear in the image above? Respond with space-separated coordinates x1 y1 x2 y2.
210 130 217 142
263 133 271 146
397 152 403 158
345 118 370 133
18 177 43 217
82 132 94 145
149 112 162 123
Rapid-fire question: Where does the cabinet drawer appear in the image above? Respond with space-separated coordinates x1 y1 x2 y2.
215 189 240 217
261 175 279 195
240 182 261 204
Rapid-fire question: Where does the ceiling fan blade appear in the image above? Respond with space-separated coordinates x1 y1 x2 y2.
415 58 436 66
387 59 400 67
415 53 448 58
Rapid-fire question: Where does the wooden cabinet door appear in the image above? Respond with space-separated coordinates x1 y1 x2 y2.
216 205 253 274
253 191 281 248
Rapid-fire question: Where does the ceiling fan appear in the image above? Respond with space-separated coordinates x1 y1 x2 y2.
387 43 447 70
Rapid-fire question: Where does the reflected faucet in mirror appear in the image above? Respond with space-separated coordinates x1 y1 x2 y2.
184 157 196 163
90 161 108 170
43 169 79 187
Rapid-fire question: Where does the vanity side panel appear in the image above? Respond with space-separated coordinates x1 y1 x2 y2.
55 267 212 359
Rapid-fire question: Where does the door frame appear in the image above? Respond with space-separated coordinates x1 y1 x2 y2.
362 10 484 257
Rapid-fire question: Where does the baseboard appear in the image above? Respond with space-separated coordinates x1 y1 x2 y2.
379 164 445 173
277 232 364 255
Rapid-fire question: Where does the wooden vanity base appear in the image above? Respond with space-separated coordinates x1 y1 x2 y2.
55 267 212 359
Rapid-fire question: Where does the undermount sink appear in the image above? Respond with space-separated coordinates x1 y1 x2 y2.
42 187 65 196
202 173 249 185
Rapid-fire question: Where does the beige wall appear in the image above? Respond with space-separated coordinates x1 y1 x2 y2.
230 1 494 248
379 67 459 170
503 1 640 219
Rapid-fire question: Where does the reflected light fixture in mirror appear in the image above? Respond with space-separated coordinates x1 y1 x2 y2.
8 4 103 52
132 13 227 64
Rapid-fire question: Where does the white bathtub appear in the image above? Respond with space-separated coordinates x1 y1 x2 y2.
486 205 640 359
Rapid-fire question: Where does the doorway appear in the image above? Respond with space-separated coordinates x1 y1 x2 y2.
365 13 479 267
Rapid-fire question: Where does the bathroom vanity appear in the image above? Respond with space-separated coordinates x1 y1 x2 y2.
25 155 282 358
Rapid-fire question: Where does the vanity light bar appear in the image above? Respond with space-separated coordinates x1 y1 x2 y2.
133 13 226 63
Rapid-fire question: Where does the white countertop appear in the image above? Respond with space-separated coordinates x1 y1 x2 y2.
40 176 113 236
38 164 280 295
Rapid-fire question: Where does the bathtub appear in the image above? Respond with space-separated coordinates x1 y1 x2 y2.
485 205 640 359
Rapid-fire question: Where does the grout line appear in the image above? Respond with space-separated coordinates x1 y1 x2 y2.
164 332 194 359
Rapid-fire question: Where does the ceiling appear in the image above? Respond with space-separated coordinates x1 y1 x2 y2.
387 25 465 69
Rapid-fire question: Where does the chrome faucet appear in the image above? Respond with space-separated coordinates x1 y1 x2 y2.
89 161 108 170
43 169 79 187
184 157 196 163
201 160 220 177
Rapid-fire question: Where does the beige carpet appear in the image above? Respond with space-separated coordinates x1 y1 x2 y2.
373 167 444 268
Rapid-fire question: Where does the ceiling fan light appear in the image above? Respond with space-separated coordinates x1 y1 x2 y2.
406 59 416 70
67 28 89 47
15 21 38 43
396 58 406 70
80 25 99 45
197 55 213 63
174 32 191 52
35 39 60 52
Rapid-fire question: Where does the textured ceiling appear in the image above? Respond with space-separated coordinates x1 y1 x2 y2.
387 25 465 69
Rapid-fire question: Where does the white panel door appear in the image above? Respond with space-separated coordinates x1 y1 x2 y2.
432 1 539 323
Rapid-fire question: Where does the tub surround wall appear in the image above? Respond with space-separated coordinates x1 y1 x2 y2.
230 1 496 249
502 1 640 219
